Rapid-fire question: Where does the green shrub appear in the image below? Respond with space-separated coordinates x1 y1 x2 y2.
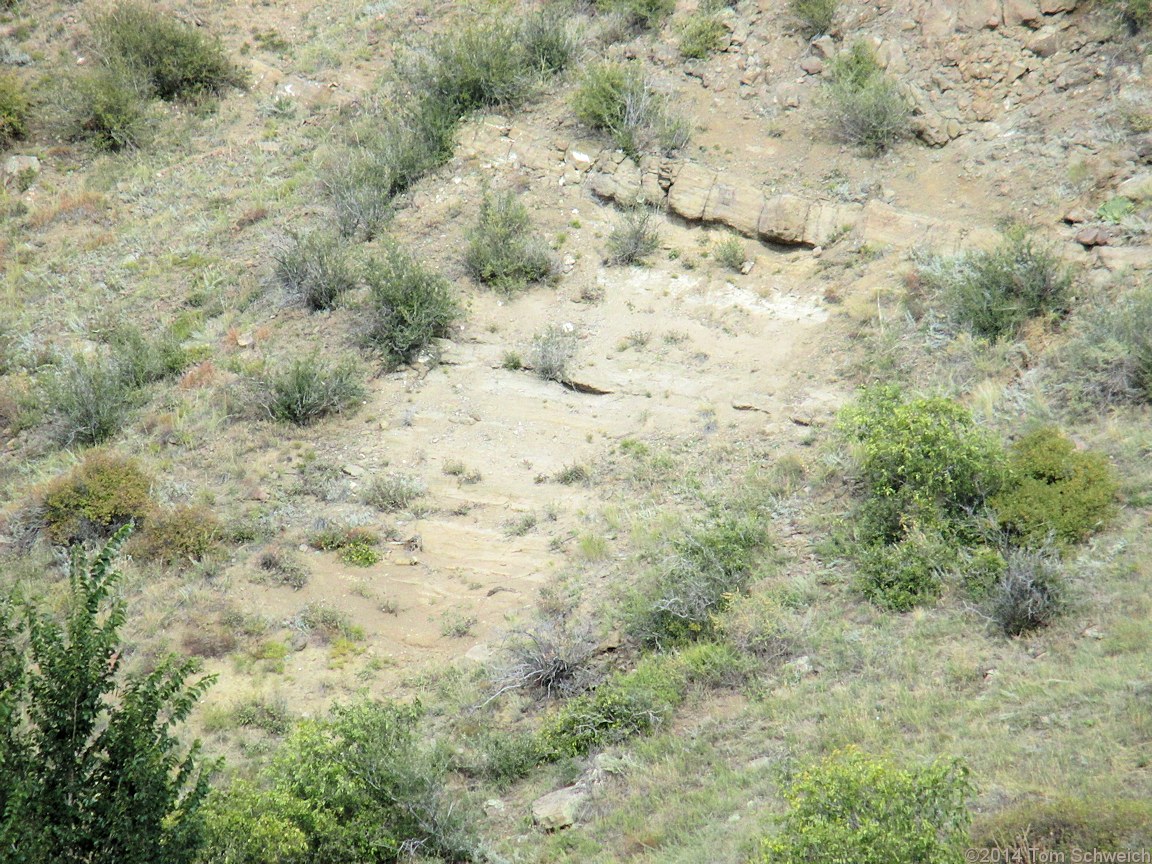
0 71 29 147
758 747 971 864
824 41 910 153
1052 283 1152 408
713 236 745 271
47 351 138 445
987 547 1066 637
605 207 660 265
131 504 221 565
993 427 1118 546
678 14 726 59
200 781 310 864
595 0 676 30
256 548 310 590
520 8 577 76
539 653 686 758
572 61 691 156
41 451 153 546
790 0 839 36
362 472 425 512
403 20 533 112
713 591 792 662
294 602 364 644
854 530 949 612
91 3 245 101
918 227 1072 339
466 731 545 787
971 797 1152 853
104 324 193 388
253 355 364 426
339 540 380 567
274 230 359 311
1107 0 1152 32
628 511 769 647
361 243 460 367
67 66 148 151
308 524 380 554
464 191 554 292
838 385 1007 543
529 324 579 382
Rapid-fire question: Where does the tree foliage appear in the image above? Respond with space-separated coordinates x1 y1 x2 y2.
0 528 216 864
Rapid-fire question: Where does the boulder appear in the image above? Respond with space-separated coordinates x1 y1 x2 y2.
1039 0 1077 11
803 202 862 246
854 199 947 249
2 155 39 188
703 181 764 237
758 194 811 245
1116 172 1152 202
1003 0 1042 26
532 786 588 831
667 163 715 221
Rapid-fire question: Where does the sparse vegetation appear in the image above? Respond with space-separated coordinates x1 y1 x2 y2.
595 0 676 30
1106 0 1152 32
274 230 359 311
529 324 579 383
362 472 425 512
713 235 745 271
256 548 310 590
0 71 29 147
824 41 911 153
573 61 689 156
605 207 661 265
361 243 460 367
65 66 149 151
464 190 554 293
678 14 726 59
253 355 364 426
46 351 138 445
131 504 221 565
790 0 839 36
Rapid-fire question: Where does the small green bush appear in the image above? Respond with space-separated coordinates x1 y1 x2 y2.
256 548 310 590
404 20 533 112
67 66 148 151
971 797 1152 853
713 591 792 662
573 61 691 156
254 355 365 426
993 427 1118 546
520 9 577 76
758 747 972 864
605 207 660 265
91 3 245 101
464 191 554 293
104 324 193 388
713 236 745 271
362 472 425 512
528 324 579 383
678 14 726 59
200 781 310 864
790 0 839 36
0 71 29 147
274 230 359 311
987 547 1067 637
1052 284 1152 408
595 0 676 30
824 41 910 153
839 385 1007 543
131 504 221 565
47 352 138 446
41 452 153 546
361 243 460 367
295 602 364 644
918 227 1072 340
854 530 949 612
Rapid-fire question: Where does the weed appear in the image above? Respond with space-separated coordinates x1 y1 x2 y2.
617 330 651 351
362 472 426 512
309 524 380 553
501 350 524 371
605 208 661 266
103 324 193 388
402 20 534 112
65 66 148 151
824 41 910 153
529 325 579 383
854 529 950 611
554 463 592 485
467 731 545 787
790 0 839 36
273 231 359 312
443 461 482 484
464 191 554 293
230 695 294 736
595 0 676 30
520 8 577 75
713 591 792 663
678 14 726 59
256 548 309 590
361 243 460 368
917 226 1072 340
339 540 381 567
294 602 364 644
504 512 538 537
491 617 598 699
987 547 1067 637
993 427 1118 547
41 452 153 546
440 612 477 639
253 354 364 426
0 70 29 147
46 352 137 446
713 236 745 271
91 3 245 101
131 505 221 565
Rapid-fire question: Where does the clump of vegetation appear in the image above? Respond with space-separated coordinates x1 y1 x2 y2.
605 207 661 265
41 452 154 546
464 191 554 293
713 591 792 662
678 14 726 59
713 236 746 271
594 0 676 30
628 510 769 647
0 71 29 147
824 41 911 153
529 325 579 383
131 505 221 565
993 427 1118 546
294 601 364 643
790 0 839 36
1106 0 1152 32
46 352 138 446
339 538 381 567
971 797 1152 853
757 747 972 864
361 243 460 367
1051 283 1152 409
362 472 426 512
66 66 149 151
274 230 359 311
573 62 689 156
491 617 598 700
91 3 245 101
0 530 216 864
256 548 310 590
853 528 951 611
916 227 1072 339
253 355 364 426
201 700 483 864
987 547 1067 637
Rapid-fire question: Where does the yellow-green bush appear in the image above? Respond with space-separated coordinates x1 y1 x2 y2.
41 452 153 545
0 71 29 147
993 427 1118 546
131 504 221 565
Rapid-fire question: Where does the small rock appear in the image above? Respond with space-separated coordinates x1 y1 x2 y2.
810 34 836 58
2 154 39 187
739 259 754 275
1074 226 1110 247
799 55 823 75
341 463 366 478
1025 26 1060 57
483 799 506 815
1116 171 1152 202
1081 626 1105 640
532 786 588 831
1062 208 1091 224
235 333 255 348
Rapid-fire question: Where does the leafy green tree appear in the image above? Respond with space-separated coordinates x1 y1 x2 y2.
0 527 216 864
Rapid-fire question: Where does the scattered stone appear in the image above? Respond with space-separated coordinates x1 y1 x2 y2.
810 34 836 59
464 643 493 663
739 259 754 275
532 786 588 831
341 463 366 478
1074 226 1111 247
799 55 823 75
